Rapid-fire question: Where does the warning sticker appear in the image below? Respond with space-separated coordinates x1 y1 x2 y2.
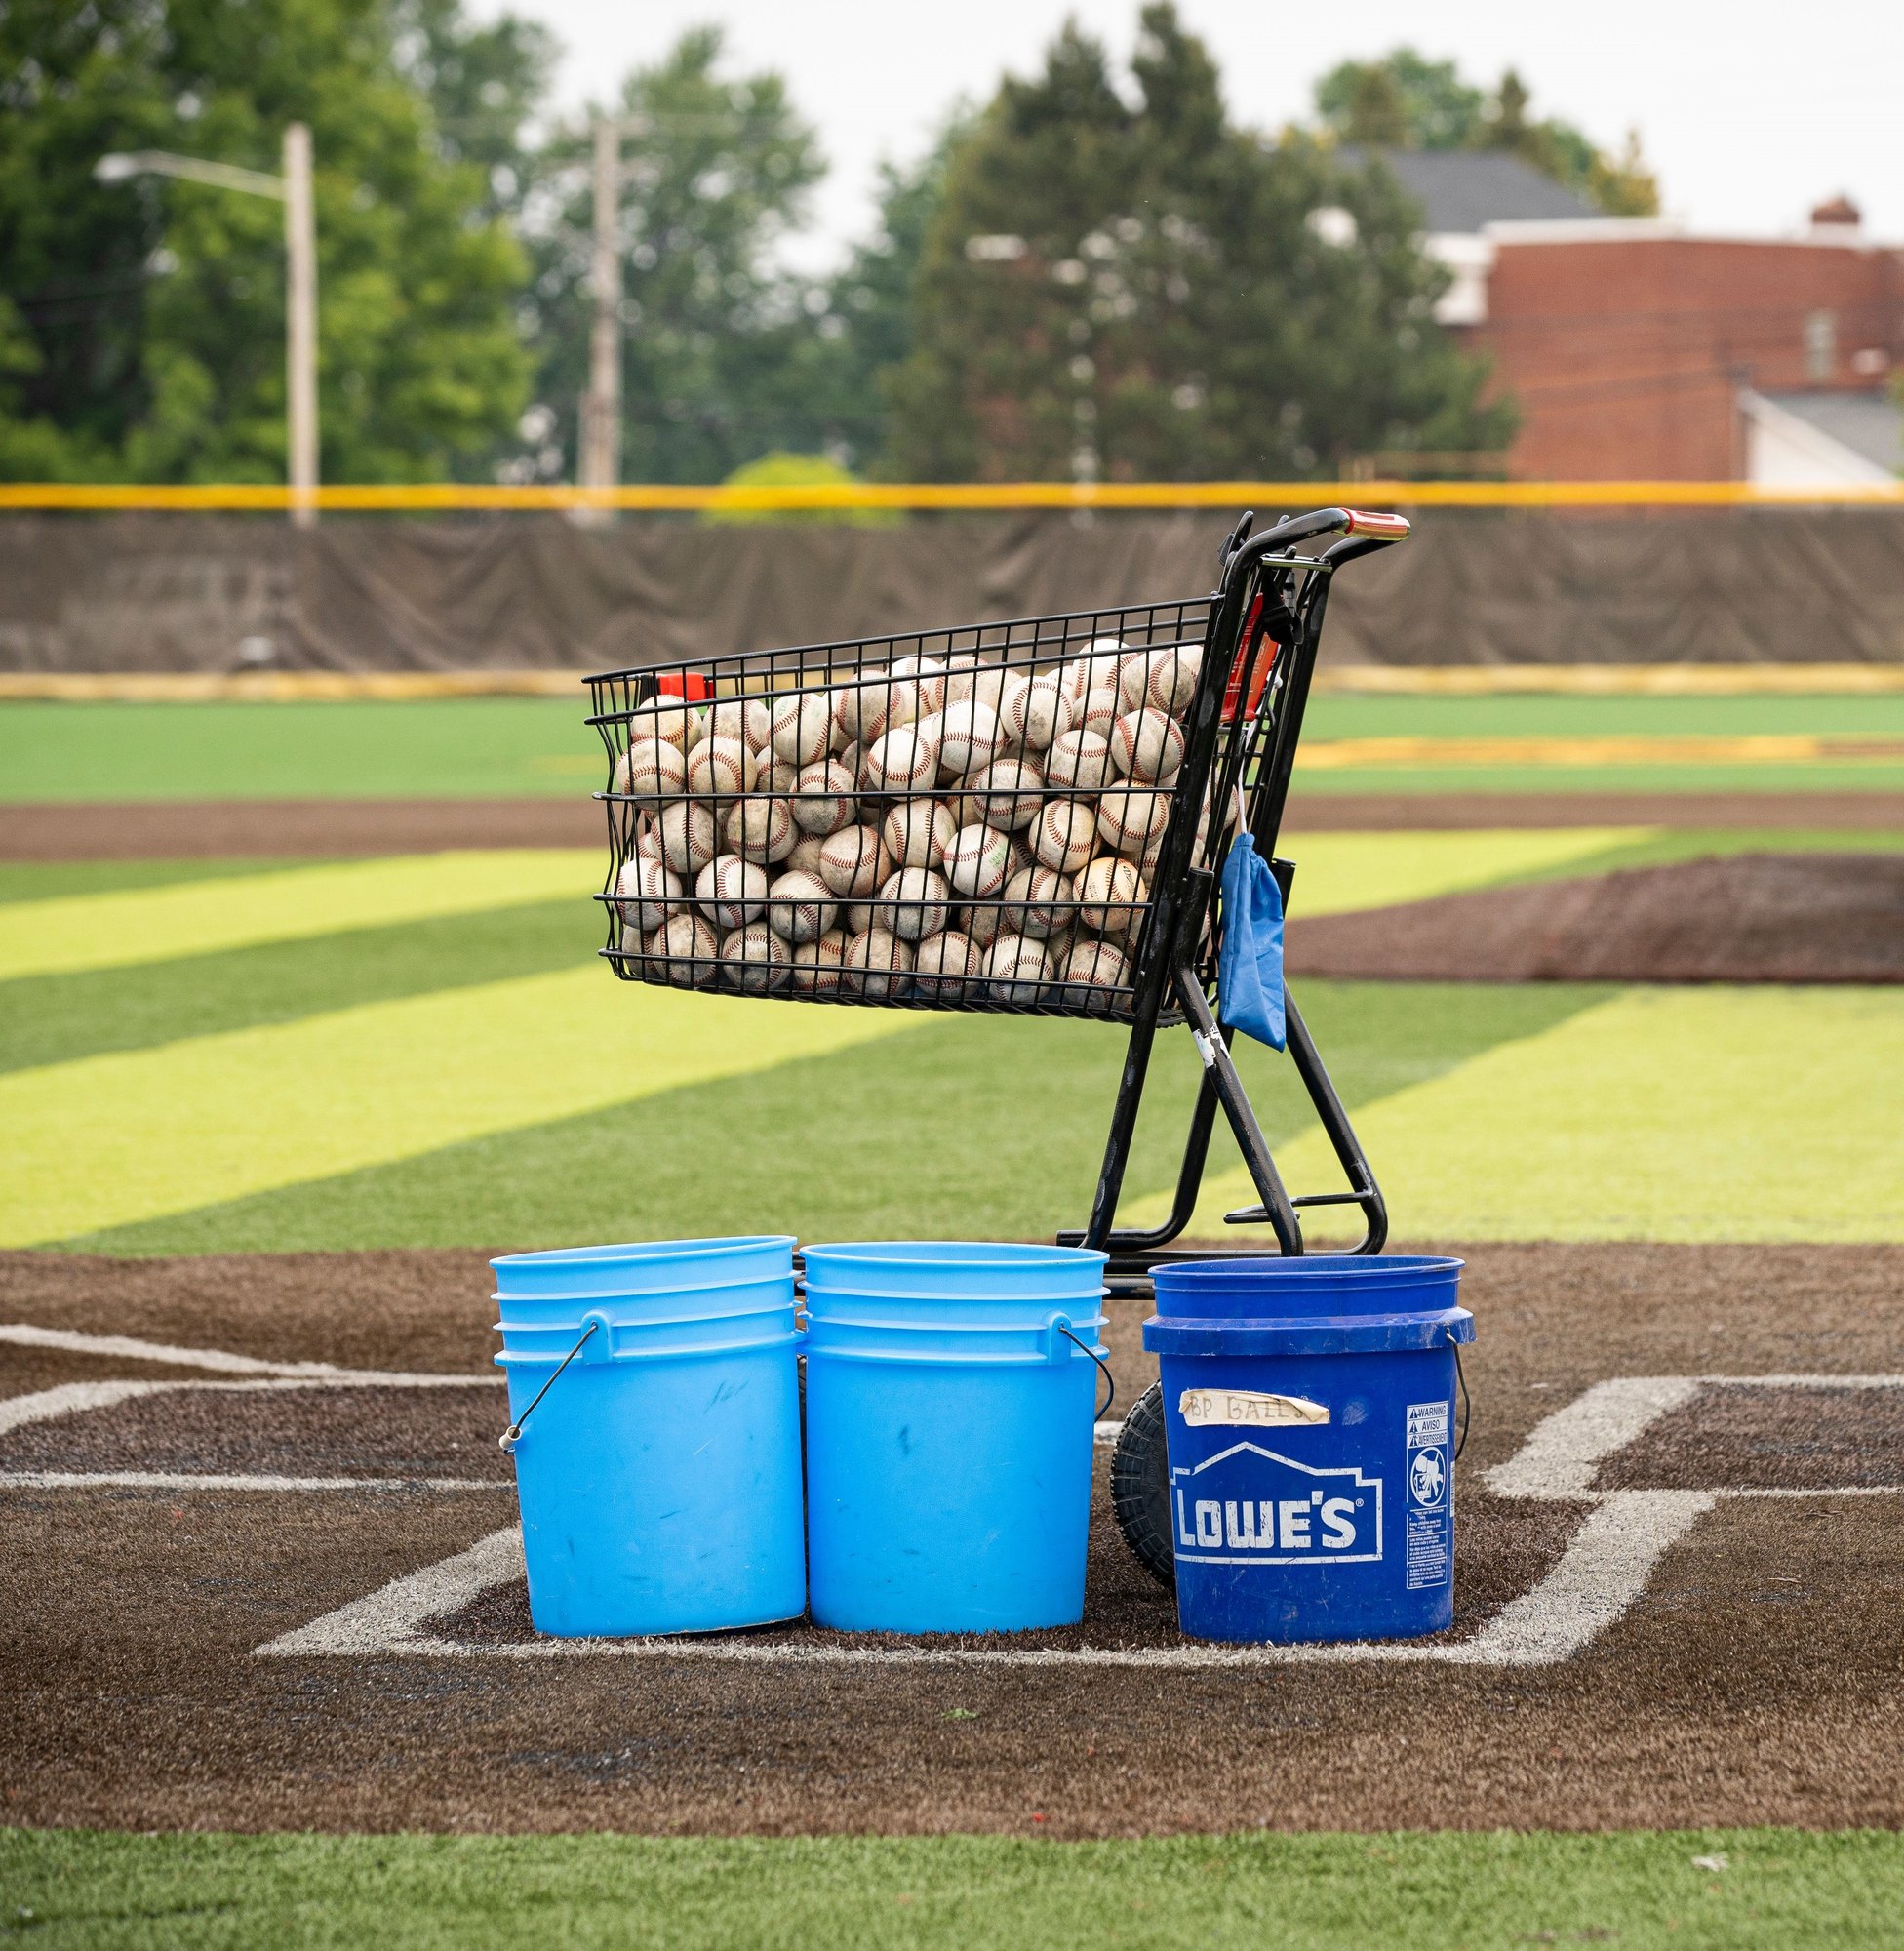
1407 1400 1449 1450
1406 1506 1450 1590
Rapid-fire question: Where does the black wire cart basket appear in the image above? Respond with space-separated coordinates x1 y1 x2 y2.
587 503 1411 1587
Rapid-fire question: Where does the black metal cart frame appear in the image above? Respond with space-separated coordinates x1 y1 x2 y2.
585 504 1410 1294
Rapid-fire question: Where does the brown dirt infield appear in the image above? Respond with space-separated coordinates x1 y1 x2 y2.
6 790 1901 859
3 1242 1901 1838
1287 851 1904 985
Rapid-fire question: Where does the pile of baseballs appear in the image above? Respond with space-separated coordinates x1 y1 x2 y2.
608 638 1217 1008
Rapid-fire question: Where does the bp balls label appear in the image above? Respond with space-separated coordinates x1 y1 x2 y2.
1404 1399 1452 1593
1170 1441 1383 1566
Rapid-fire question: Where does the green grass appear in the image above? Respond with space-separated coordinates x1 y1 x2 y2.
0 699 595 802
0 897 591 1074
68 980 1603 1254
4 696 1900 805
1291 764 1904 796
0 860 330 904
1471 826 1904 886
1300 693 1904 738
2 1828 1899 1950
1181 985 1904 1246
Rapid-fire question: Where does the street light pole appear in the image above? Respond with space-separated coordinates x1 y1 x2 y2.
96 129 319 525
578 116 622 518
282 124 318 529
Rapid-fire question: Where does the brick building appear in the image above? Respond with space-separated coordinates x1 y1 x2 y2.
1362 150 1904 482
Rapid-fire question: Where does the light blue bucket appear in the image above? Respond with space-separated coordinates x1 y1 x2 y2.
802 1242 1109 1634
491 1237 806 1638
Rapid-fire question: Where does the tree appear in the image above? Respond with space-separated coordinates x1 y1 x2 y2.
888 6 1512 482
1314 48 1660 218
0 0 533 483
519 27 853 486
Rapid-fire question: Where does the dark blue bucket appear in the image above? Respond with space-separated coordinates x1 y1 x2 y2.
1142 1255 1472 1645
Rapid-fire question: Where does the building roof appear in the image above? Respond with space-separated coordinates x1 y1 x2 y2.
1338 146 1598 234
1762 391 1904 474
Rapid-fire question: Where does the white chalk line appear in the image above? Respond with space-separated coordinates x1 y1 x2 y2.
0 1321 494 1386
1486 1373 1904 1501
258 1369 1904 1669
0 1470 509 1493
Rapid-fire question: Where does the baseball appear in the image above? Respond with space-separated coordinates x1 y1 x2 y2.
816 823 889 899
626 698 702 752
708 697 773 753
863 723 940 795
614 737 686 798
834 668 919 745
615 855 680 934
719 921 789 993
1076 683 1125 743
686 735 758 800
1095 785 1171 857
982 932 1051 1005
695 853 769 930
879 866 951 942
913 930 982 999
1000 864 1073 938
943 655 1008 710
788 927 850 994
769 691 834 767
942 823 1013 898
763 867 837 944
889 654 948 714
1045 728 1114 791
652 912 719 986
882 796 955 871
1059 937 1130 998
726 794 797 864
1031 798 1097 875
961 897 1004 948
655 801 719 875
1109 707 1184 784
998 670 1073 751
1076 855 1146 933
790 759 858 835
932 697 1006 776
842 927 914 1000
1145 645 1202 717
953 756 1043 831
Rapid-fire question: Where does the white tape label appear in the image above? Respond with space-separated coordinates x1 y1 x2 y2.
1177 1388 1329 1429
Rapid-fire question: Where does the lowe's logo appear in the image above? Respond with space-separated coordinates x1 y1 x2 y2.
1171 1442 1384 1567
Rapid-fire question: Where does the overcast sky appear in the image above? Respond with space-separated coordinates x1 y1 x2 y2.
482 0 1904 272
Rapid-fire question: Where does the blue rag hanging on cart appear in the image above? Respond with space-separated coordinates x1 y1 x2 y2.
1216 832 1286 1051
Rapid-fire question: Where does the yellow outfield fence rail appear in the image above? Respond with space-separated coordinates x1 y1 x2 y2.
5 664 1903 705
0 479 1902 513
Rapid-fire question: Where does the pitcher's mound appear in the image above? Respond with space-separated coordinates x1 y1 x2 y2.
1287 851 1904 984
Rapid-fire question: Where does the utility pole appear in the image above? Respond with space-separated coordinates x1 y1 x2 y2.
97 131 320 526
282 123 319 529
578 116 622 517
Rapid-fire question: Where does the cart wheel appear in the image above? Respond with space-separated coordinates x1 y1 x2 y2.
1110 1381 1174 1588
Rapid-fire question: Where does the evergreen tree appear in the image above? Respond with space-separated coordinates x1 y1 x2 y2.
0 0 532 483
889 7 1512 482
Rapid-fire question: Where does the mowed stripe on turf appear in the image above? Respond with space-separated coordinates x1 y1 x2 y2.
0 849 600 981
1283 828 1652 916
1148 986 1904 1243
0 970 904 1247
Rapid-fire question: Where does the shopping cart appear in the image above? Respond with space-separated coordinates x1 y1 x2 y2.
586 505 1410 1581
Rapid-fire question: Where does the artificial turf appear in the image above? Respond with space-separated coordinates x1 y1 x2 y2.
65 979 1606 1255
4 694 1901 805
3 1828 1899 1950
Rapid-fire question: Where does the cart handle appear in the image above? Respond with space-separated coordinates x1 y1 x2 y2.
1244 505 1410 554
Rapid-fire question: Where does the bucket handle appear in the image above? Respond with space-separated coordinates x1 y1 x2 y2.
1049 1315 1116 1423
498 1312 609 1453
